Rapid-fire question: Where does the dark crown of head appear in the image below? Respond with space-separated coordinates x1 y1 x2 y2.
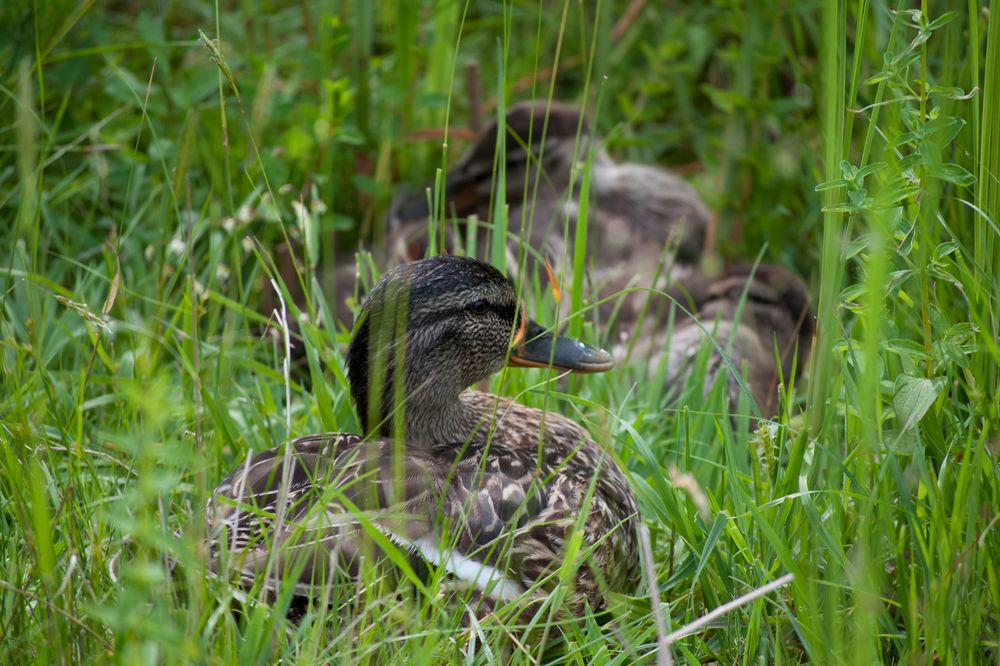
465 101 588 162
344 255 515 429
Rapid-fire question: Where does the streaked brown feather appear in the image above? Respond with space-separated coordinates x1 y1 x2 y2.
209 394 639 611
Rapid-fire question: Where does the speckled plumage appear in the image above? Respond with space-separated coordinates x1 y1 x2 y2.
207 256 640 614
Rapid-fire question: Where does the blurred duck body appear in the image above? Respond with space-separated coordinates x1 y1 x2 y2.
387 100 712 332
629 263 814 418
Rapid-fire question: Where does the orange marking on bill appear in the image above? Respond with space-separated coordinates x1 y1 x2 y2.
511 303 528 347
543 256 561 303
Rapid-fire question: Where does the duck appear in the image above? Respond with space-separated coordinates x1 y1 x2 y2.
630 262 814 418
388 100 589 239
207 255 640 617
387 100 712 333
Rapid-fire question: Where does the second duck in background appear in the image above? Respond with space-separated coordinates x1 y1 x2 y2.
625 263 814 419
388 100 712 333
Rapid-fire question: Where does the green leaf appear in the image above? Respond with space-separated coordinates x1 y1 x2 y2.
848 189 870 207
933 337 970 370
888 130 919 151
897 223 915 256
932 241 960 262
901 107 922 130
926 11 958 31
894 49 922 69
822 203 864 214
702 85 749 113
907 30 932 52
887 269 913 292
843 234 871 260
855 162 887 180
928 85 975 99
865 70 894 86
935 162 976 186
888 338 934 358
840 281 868 303
924 115 965 146
887 184 921 205
897 154 922 176
815 178 848 192
840 160 860 181
893 375 941 432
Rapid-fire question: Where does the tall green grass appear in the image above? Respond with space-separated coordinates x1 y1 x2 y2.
1 0 997 663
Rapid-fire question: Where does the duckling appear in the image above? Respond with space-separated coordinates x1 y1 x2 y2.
387 101 711 331
635 263 813 418
207 255 640 616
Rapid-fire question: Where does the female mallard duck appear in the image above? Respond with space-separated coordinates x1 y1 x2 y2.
387 101 711 331
634 263 814 418
207 255 640 615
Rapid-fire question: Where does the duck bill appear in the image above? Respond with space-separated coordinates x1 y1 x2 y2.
508 320 614 373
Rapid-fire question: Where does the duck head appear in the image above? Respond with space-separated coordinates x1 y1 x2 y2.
346 255 614 439
390 101 607 228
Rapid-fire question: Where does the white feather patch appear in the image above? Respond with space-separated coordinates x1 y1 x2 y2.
408 536 524 601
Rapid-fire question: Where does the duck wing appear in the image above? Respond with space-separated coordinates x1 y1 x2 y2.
208 431 635 610
436 441 640 612
208 434 443 596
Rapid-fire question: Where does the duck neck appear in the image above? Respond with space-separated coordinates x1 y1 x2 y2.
382 380 490 448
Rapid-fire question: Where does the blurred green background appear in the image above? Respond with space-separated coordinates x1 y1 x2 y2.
1 0 998 663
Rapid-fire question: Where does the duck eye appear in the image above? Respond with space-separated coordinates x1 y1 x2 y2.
467 299 490 315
